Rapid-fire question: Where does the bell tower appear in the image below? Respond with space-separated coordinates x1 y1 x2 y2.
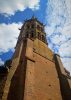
2 17 63 100
18 16 47 42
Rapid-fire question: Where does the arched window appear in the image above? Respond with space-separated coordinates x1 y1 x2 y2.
26 32 28 38
37 25 40 30
38 32 41 40
41 27 44 32
31 24 34 28
42 35 45 41
27 25 30 29
31 33 34 38
26 33 28 38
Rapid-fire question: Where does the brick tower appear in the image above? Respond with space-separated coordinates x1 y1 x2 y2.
2 17 71 100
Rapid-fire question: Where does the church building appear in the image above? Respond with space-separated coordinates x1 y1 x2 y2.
0 17 71 100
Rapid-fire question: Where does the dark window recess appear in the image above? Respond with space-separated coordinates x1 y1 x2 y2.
31 24 34 28
41 27 44 32
37 25 40 30
42 35 45 41
38 32 41 40
26 33 28 38
27 25 30 29
31 33 34 38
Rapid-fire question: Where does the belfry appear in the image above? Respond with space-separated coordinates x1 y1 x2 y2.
1 17 71 100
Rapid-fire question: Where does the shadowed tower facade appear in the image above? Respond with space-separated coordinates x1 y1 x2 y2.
2 17 71 100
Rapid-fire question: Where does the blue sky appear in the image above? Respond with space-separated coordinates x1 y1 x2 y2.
0 0 71 74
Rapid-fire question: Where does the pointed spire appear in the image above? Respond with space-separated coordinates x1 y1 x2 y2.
32 15 36 20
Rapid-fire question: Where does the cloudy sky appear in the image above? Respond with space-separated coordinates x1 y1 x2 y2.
0 0 71 74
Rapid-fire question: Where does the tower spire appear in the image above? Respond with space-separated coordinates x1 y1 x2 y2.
32 15 36 20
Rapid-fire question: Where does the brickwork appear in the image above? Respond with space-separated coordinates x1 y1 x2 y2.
2 41 24 100
1 17 71 100
24 38 62 100
0 74 7 100
54 55 71 100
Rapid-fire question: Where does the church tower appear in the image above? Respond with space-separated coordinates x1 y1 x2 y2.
2 17 71 100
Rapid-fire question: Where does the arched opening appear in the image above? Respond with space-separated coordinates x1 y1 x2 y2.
26 32 28 38
42 35 45 42
31 24 34 28
31 33 34 38
38 32 41 40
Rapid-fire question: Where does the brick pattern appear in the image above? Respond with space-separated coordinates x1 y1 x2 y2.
24 39 62 100
0 74 7 100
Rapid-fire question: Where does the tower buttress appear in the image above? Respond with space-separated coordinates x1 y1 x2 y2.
2 17 64 100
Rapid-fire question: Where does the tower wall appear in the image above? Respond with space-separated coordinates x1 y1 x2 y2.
2 17 70 100
2 38 63 100
2 40 25 100
24 38 62 100
54 55 71 100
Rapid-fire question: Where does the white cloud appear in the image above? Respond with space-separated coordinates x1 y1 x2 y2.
59 40 71 57
0 0 40 16
0 58 4 65
46 0 71 74
61 58 71 74
0 23 22 53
